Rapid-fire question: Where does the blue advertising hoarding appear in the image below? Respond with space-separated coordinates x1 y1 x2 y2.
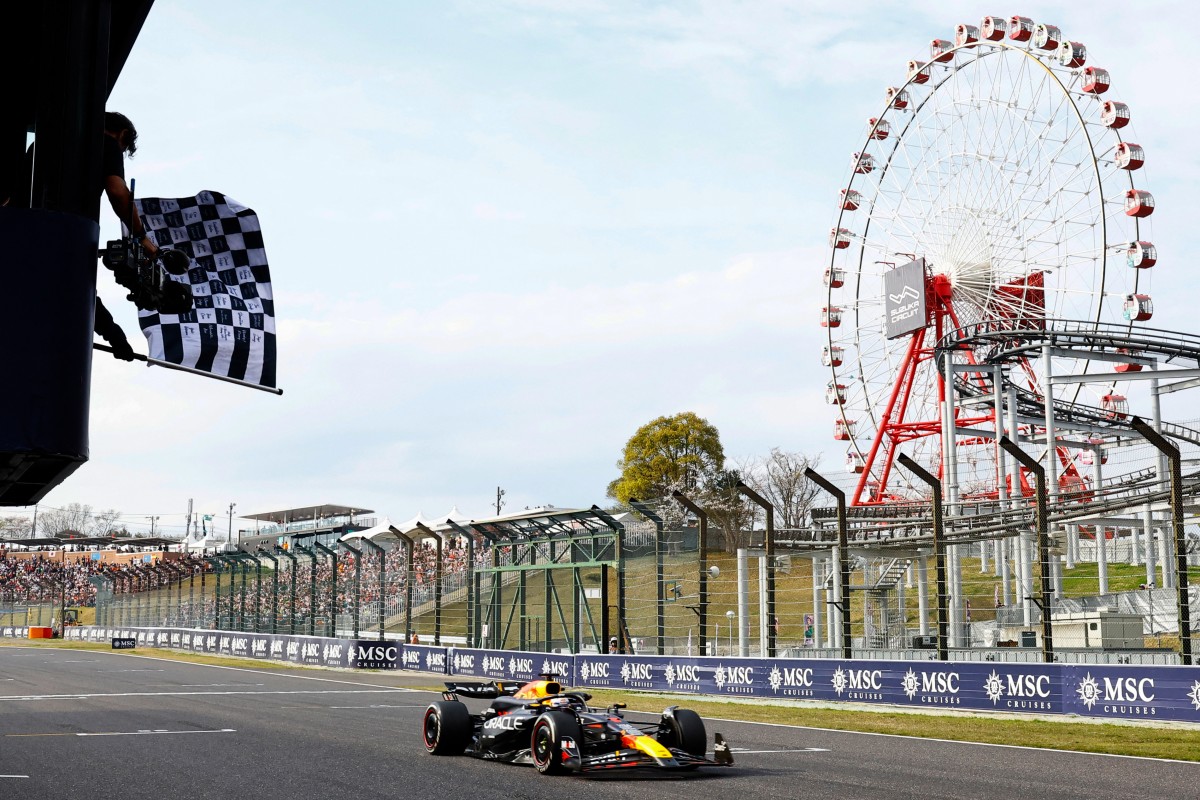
32 626 1200 723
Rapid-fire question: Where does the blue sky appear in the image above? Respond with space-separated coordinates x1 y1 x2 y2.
18 0 1200 535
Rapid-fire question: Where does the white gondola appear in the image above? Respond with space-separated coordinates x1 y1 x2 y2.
1122 293 1153 321
1124 240 1156 269
826 382 847 405
1057 40 1086 68
845 451 866 474
955 24 979 46
1032 23 1061 52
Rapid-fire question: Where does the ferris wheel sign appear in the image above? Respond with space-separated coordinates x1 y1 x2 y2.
884 259 928 340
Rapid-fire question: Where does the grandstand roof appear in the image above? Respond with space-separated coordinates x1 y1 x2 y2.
241 504 373 523
0 535 178 548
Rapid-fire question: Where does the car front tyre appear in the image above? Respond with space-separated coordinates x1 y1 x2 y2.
531 711 580 775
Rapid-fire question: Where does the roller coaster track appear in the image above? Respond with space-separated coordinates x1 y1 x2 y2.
804 320 1200 552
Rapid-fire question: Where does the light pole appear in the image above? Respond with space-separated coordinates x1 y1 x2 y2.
227 502 237 549
147 516 159 536
725 609 734 655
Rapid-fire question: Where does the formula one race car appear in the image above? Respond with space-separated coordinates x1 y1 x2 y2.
421 674 733 775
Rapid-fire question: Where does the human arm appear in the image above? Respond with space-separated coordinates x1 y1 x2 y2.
103 174 159 259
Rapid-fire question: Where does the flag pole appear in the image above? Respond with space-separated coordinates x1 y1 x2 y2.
93 343 283 395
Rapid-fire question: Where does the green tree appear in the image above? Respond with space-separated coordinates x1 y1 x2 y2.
607 412 725 504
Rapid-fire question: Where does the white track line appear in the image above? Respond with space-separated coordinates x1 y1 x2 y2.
0 689 411 701
696 714 1200 766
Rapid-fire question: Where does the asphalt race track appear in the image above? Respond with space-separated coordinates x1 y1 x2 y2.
1 647 1195 800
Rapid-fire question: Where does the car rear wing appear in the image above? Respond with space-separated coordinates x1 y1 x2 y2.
443 680 518 699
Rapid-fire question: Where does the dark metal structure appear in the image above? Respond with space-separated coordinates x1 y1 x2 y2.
1 0 155 505
468 508 626 654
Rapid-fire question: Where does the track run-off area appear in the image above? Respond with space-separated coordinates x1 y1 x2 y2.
1 647 1196 799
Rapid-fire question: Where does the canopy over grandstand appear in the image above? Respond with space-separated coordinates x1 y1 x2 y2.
242 504 373 524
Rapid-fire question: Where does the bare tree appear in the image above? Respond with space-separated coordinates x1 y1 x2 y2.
0 515 31 538
705 468 757 554
744 449 823 530
89 508 123 537
36 503 93 536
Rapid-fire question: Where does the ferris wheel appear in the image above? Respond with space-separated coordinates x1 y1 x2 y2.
823 16 1156 505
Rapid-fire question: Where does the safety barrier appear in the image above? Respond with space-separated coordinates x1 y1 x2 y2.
5 625 1197 724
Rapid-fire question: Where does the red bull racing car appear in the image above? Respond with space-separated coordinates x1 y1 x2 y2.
421 674 733 775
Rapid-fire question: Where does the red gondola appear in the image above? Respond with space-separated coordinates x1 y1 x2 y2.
845 451 866 474
822 345 844 367
981 16 1007 41
886 87 909 110
930 39 954 62
824 267 846 288
853 152 876 174
907 60 931 84
1123 189 1155 218
1008 16 1034 42
834 419 856 441
1081 66 1110 94
1100 394 1128 420
867 118 890 140
955 24 979 46
826 382 847 405
1114 347 1144 373
1101 100 1130 129
840 188 863 211
830 228 852 249
1114 142 1144 171
821 307 843 328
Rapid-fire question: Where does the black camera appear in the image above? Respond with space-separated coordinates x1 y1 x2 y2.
101 237 194 315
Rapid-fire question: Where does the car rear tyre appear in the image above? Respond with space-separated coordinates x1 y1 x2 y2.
423 701 471 755
658 708 706 757
531 710 581 775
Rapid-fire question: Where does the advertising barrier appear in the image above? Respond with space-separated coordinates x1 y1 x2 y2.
10 626 1198 723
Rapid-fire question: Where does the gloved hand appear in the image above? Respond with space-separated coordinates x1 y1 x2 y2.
107 330 137 361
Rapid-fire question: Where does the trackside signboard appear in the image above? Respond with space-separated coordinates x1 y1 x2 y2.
884 258 927 339
44 627 1200 723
